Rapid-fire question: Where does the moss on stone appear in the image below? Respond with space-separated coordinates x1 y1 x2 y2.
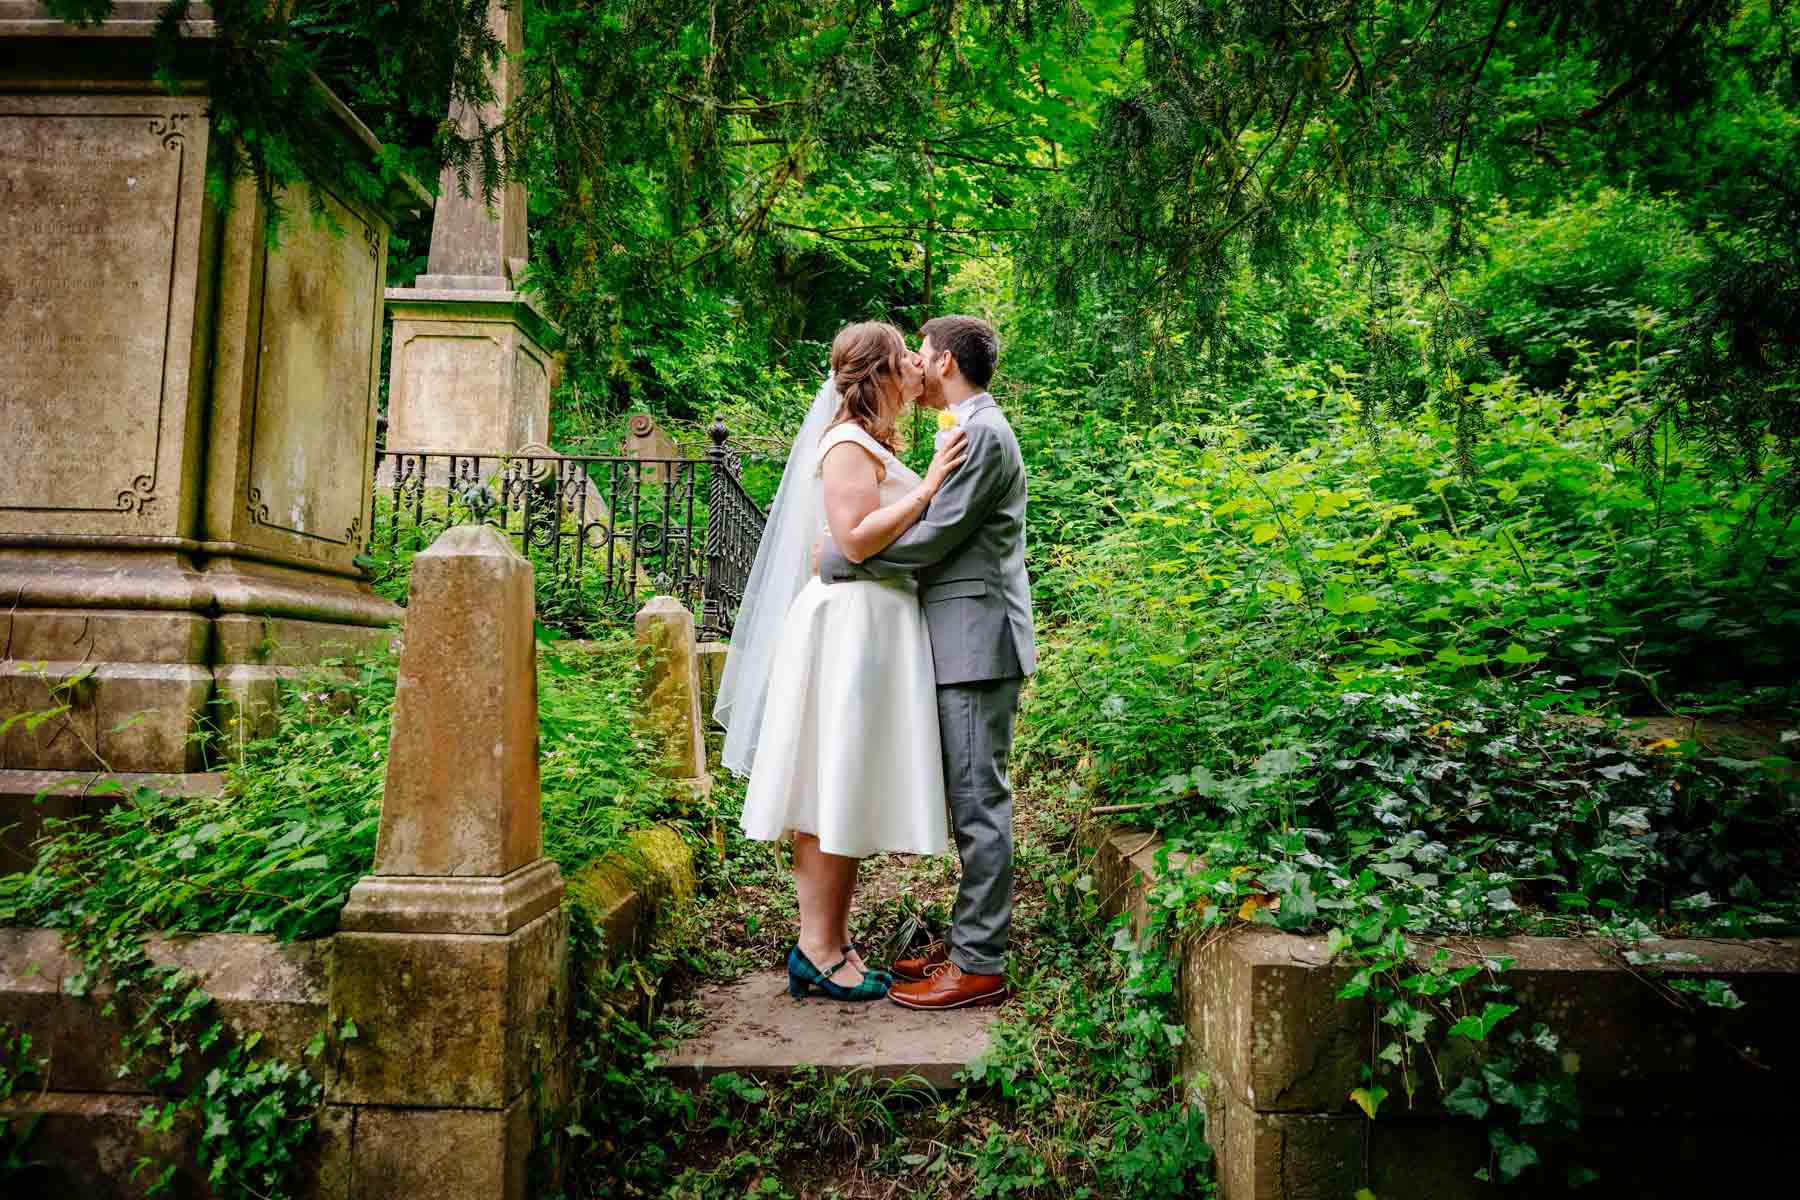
563 824 696 960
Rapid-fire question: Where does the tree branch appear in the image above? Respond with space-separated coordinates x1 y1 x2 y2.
1576 1 1717 126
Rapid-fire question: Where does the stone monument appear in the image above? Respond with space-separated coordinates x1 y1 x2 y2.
634 596 713 803
621 413 682 484
334 524 566 1196
0 5 426 854
382 0 563 458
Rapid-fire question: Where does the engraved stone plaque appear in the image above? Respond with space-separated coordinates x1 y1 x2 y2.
391 331 509 450
0 100 206 532
243 182 382 558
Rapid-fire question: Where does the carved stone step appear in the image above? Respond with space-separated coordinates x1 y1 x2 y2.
663 970 1003 1090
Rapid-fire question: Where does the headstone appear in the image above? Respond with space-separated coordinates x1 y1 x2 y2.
696 640 730 730
0 8 422 809
621 413 681 484
333 524 566 1200
342 524 563 931
382 0 563 459
634 596 712 798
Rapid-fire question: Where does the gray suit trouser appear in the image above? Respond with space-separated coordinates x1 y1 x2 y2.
938 676 1023 976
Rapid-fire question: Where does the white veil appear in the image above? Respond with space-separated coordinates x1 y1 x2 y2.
713 373 841 777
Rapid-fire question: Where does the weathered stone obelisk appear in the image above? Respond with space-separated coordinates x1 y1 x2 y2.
0 3 426 862
382 0 563 457
333 524 566 1197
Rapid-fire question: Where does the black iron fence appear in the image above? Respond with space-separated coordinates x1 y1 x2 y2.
370 423 766 639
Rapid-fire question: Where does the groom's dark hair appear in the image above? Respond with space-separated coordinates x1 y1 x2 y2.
919 315 999 389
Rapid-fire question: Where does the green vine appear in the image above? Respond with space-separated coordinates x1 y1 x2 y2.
1 1027 48 1177
0 676 331 1196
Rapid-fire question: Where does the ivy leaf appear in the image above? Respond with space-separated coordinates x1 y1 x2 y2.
1490 1129 1541 1182
1349 1086 1388 1119
1443 1075 1490 1119
1448 1002 1518 1042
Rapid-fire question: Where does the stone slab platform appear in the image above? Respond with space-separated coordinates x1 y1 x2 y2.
663 971 1002 1089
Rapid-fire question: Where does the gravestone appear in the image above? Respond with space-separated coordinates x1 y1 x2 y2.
334 525 566 1197
635 596 713 800
621 413 682 484
382 0 563 459
0 5 426 853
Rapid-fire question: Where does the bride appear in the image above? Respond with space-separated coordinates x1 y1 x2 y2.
713 321 967 1002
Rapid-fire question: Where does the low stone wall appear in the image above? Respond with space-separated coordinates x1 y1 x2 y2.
1086 824 1800 1199
0 824 697 1198
567 825 698 959
0 929 333 1197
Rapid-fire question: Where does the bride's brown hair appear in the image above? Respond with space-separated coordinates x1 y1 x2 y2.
827 321 906 452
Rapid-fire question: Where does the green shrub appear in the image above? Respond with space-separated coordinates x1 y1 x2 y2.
1470 189 1704 389
1022 371 1800 935
0 637 671 942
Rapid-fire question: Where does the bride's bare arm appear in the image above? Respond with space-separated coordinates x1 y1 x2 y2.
822 431 967 564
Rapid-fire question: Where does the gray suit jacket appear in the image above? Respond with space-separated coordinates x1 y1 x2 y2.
819 393 1037 686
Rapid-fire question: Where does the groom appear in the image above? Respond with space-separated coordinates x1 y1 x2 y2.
819 314 1036 1010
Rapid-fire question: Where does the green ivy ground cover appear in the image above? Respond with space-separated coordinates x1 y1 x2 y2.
0 636 674 943
1020 370 1800 942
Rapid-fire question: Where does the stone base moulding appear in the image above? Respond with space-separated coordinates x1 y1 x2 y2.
340 857 566 935
0 767 225 872
1085 823 1800 1200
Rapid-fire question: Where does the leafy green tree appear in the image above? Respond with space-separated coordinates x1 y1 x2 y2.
513 0 1097 417
45 0 505 233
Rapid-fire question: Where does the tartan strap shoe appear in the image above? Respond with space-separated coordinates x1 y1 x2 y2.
786 945 890 1002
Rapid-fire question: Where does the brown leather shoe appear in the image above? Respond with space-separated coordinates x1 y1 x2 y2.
890 942 950 983
888 963 1009 1010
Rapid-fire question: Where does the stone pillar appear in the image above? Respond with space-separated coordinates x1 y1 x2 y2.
0 8 426 853
333 525 565 1198
634 596 713 800
696 641 730 730
382 0 562 459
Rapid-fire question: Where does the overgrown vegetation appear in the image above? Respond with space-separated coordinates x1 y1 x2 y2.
21 1 1800 1195
0 635 673 1196
1009 274 1800 1188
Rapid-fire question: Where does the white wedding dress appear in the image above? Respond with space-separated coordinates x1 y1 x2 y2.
738 423 949 858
